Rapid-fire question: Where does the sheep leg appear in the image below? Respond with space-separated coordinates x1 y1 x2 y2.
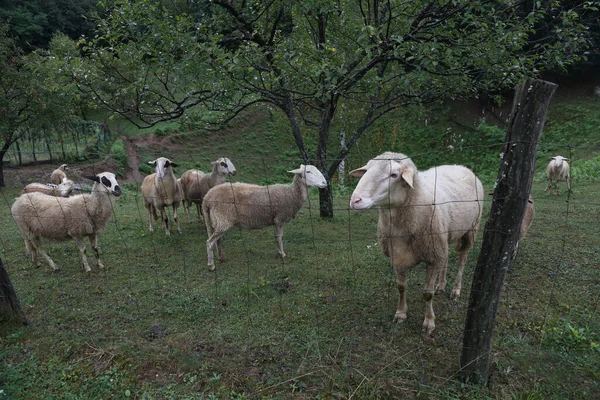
274 223 286 259
89 235 104 269
147 206 155 233
206 230 225 271
435 264 447 295
216 238 225 262
545 179 552 194
24 238 41 268
172 204 182 235
393 268 408 323
422 265 438 334
73 237 91 272
159 207 170 236
30 237 59 272
451 250 469 299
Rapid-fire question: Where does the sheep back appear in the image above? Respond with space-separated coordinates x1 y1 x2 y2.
203 178 306 230
11 191 114 242
378 165 483 257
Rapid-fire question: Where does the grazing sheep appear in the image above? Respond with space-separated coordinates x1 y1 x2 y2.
180 158 237 220
349 152 483 333
141 157 182 236
203 164 327 271
11 172 121 272
545 156 570 195
22 177 74 198
50 164 69 185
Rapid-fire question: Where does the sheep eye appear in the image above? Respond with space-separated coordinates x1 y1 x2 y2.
390 173 399 179
306 170 311 174
220 162 227 167
101 176 112 187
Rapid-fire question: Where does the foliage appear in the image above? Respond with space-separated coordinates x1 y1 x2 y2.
571 156 600 181
541 318 600 354
55 0 596 216
0 0 100 51
110 139 128 177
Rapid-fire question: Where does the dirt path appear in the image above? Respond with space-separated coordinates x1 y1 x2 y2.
122 136 144 184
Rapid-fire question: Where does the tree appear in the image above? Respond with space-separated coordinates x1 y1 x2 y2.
0 0 100 51
65 0 594 217
0 25 77 187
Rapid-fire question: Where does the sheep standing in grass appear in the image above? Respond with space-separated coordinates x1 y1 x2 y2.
23 177 74 197
141 157 182 236
545 156 570 195
203 164 327 271
50 164 69 185
349 152 483 333
11 172 121 272
180 157 237 220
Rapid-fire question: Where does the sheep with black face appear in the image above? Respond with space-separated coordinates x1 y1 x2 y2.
11 172 121 272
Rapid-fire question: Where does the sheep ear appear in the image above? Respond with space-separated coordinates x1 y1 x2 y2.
211 161 217 166
401 168 414 188
288 167 304 175
169 162 178 168
147 160 157 166
86 175 100 183
565 158 570 163
349 167 367 178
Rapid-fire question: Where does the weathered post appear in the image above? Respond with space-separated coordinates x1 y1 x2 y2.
459 78 557 384
0 257 27 325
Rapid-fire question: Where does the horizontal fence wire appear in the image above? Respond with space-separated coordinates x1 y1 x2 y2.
1 142 599 397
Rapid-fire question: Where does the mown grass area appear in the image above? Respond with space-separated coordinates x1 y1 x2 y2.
1 95 600 398
0 179 598 399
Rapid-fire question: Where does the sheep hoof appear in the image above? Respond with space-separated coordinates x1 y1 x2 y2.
435 288 445 296
54 268 61 273
422 319 435 334
450 289 461 299
218 257 227 263
393 311 407 323
208 265 216 272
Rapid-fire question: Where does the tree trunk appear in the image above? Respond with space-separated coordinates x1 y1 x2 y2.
318 183 334 218
459 78 557 385
16 139 22 166
46 138 53 163
0 257 28 325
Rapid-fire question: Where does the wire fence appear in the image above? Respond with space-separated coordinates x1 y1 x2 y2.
1 143 599 397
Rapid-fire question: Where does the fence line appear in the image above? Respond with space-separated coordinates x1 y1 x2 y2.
1 143 599 396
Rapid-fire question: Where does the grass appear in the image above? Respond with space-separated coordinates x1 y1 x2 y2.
1 98 599 398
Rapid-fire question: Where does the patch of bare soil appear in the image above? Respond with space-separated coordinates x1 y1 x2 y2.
3 157 118 189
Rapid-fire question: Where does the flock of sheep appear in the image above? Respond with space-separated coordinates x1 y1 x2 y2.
9 153 571 332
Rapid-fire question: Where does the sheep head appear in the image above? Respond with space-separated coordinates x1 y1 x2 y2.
59 164 69 171
86 172 122 196
213 157 237 176
289 165 327 188
349 152 416 210
148 157 177 179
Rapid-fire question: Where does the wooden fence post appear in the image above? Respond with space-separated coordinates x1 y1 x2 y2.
0 257 27 325
459 78 557 385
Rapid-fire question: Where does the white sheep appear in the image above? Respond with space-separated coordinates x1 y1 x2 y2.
141 157 182 236
11 172 121 272
50 164 69 185
545 155 570 195
22 177 74 198
349 152 483 333
180 157 237 220
203 164 327 271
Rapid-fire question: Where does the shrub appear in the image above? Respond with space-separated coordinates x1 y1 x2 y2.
110 139 129 177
